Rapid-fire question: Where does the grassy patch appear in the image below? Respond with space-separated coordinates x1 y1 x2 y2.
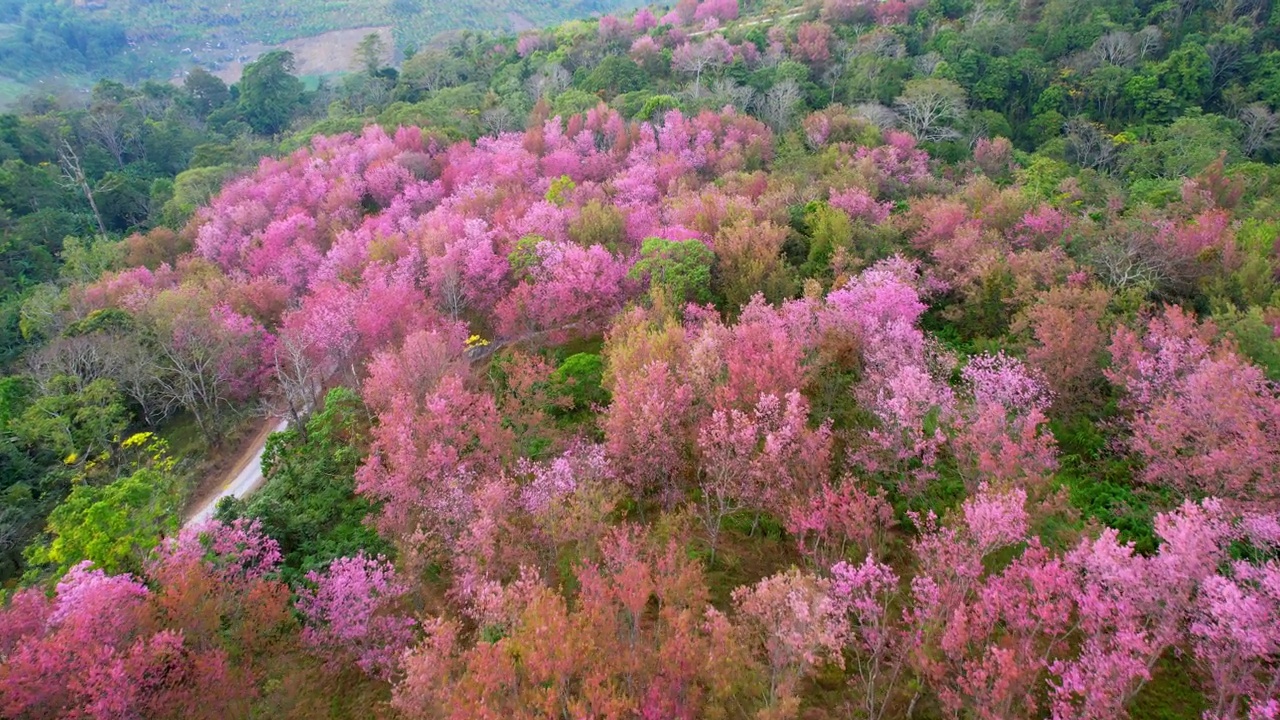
701 512 798 610
0 76 30 111
154 412 208 467
1131 652 1208 720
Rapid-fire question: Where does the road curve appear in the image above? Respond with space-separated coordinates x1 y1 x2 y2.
183 328 559 528
185 417 289 527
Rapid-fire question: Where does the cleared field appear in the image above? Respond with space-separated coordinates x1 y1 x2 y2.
210 26 397 84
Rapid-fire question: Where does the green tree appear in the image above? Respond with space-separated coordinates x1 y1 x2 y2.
184 68 230 118
160 165 235 228
237 50 305 135
547 353 608 420
629 237 716 308
1123 73 1179 125
579 55 646 98
355 32 388 76
216 388 385 585
25 434 180 577
1161 44 1212 108
11 376 130 465
803 203 854 277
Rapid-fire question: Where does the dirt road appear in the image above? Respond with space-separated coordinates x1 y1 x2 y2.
185 417 288 527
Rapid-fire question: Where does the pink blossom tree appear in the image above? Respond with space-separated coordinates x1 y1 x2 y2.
297 553 416 679
830 555 909 720
494 239 634 344
795 22 834 66
694 0 739 24
695 390 832 558
1192 560 1280 720
785 481 896 571
1109 307 1280 508
952 352 1059 495
732 568 845 715
357 330 513 539
603 360 696 507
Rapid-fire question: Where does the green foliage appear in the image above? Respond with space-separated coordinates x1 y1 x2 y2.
10 376 130 466
1053 415 1163 554
546 175 576 207
629 237 716 308
568 200 627 252
1123 114 1243 179
552 89 603 118
1130 652 1210 720
160 165 236 228
217 388 386 586
24 434 181 579
579 56 647 98
637 94 681 121
547 353 609 421
802 203 853 278
1215 305 1280 380
58 236 124 284
1160 44 1212 108
237 51 307 135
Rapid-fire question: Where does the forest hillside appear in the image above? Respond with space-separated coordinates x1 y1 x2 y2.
1 0 1279 718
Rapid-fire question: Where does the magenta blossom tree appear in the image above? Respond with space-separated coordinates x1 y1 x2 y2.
297 553 417 679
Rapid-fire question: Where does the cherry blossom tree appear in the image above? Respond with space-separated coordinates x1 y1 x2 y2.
732 568 845 715
830 555 909 720
952 352 1059 495
143 289 275 439
672 37 735 97
1192 560 1280 720
393 534 760 719
1109 307 1280 508
297 553 416 679
785 481 897 571
1020 284 1112 416
603 359 696 507
695 391 832 558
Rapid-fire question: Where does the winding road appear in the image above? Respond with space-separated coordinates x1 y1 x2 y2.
181 326 567 528
185 417 288 527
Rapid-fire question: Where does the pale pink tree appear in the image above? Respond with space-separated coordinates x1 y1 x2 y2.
785 481 896 571
695 391 832 559
694 0 739 24
1109 307 1280 508
830 555 910 720
603 360 695 507
672 37 734 97
795 22 834 67
1193 561 1280 720
156 517 283 584
907 486 1038 715
144 290 275 439
830 186 893 224
426 218 509 321
357 331 512 539
732 568 845 715
632 7 658 31
1046 501 1229 720
830 258 957 494
494 239 634 344
1021 284 1112 416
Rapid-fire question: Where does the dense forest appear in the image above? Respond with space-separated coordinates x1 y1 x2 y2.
1 0 1279 718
